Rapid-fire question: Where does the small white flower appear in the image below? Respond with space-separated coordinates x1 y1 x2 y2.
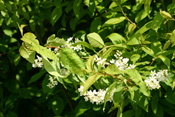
110 59 115 64
47 76 58 88
75 38 81 43
122 58 129 64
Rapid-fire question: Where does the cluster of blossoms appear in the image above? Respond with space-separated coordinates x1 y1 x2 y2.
94 55 109 68
32 55 43 68
65 37 82 52
94 50 135 70
110 50 136 71
78 86 115 105
47 75 58 88
144 70 171 90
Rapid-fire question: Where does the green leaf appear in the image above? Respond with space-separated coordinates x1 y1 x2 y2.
42 56 63 77
155 104 164 117
135 61 150 66
75 100 92 116
130 54 140 64
0 1 4 11
144 0 152 17
73 0 82 19
29 18 35 31
101 46 116 59
19 42 36 63
21 32 39 45
151 92 159 114
69 17 78 31
51 96 64 115
87 0 95 14
51 5 62 26
28 70 46 84
135 9 151 23
3 28 13 37
133 90 149 112
158 55 170 70
71 41 95 51
90 17 101 32
127 21 152 45
60 48 85 76
170 30 175 47
128 86 138 101
21 33 59 62
163 40 171 51
113 86 124 107
103 64 122 75
87 32 105 48
160 10 173 20
46 34 66 47
127 23 136 36
86 55 95 72
123 109 135 117
124 69 150 96
18 24 27 36
107 33 126 44
103 82 118 110
141 46 154 57
82 74 102 94
102 16 126 27
42 75 55 93
151 41 162 55
151 13 164 31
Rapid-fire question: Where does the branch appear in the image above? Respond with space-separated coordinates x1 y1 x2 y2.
119 6 140 29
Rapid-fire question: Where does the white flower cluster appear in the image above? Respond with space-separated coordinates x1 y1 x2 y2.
47 75 58 88
66 37 82 52
32 55 43 68
110 50 136 71
144 70 171 90
78 86 114 105
94 55 109 68
94 50 135 70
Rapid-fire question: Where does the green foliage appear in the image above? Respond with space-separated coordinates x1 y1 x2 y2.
1 0 175 116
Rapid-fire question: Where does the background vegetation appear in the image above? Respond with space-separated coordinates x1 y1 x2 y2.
0 0 175 117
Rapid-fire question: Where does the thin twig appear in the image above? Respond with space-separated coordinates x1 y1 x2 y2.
119 6 140 29
161 0 169 32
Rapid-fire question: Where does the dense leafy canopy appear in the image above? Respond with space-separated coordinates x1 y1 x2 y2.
1 0 175 117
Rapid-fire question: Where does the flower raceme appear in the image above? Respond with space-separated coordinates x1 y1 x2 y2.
78 86 114 105
94 50 136 70
144 70 171 90
47 75 58 88
32 55 43 68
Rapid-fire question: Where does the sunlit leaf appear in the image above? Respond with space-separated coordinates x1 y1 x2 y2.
130 54 140 64
160 10 173 20
102 17 126 27
107 33 126 45
144 0 152 17
82 74 102 94
19 42 36 63
103 64 122 75
135 9 151 23
158 55 170 70
151 13 164 31
42 56 63 77
60 48 85 76
21 33 59 62
87 32 105 48
86 55 95 72
141 46 154 57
